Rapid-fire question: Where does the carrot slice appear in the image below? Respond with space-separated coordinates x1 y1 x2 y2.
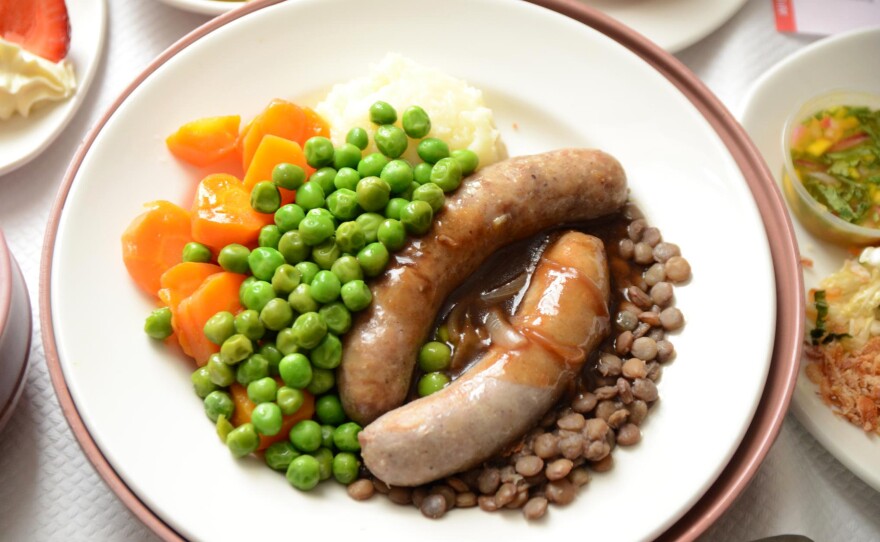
242 135 309 206
157 262 222 355
166 115 241 167
121 200 193 296
303 106 330 139
240 100 308 171
230 382 315 451
191 173 273 250
176 271 246 365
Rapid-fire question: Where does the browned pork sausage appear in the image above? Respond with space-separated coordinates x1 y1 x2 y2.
338 148 627 425
359 232 611 486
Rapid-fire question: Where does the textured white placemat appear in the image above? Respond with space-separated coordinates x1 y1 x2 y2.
1 1 878 540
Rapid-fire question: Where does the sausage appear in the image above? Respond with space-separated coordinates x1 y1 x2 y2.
359 231 611 487
338 148 627 424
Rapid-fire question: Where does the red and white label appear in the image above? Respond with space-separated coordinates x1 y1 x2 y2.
774 0 880 35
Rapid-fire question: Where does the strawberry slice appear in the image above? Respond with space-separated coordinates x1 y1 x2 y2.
0 0 71 63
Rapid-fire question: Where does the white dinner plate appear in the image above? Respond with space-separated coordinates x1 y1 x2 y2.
155 0 248 16
46 0 777 540
578 0 747 52
739 27 880 492
0 0 107 176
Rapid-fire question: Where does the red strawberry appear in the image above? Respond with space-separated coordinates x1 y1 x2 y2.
0 0 71 63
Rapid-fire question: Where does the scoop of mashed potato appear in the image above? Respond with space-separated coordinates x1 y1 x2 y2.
315 54 506 168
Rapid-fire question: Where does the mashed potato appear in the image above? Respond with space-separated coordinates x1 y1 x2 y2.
316 54 506 168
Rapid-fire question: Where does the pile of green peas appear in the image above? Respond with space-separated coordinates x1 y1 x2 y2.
144 101 480 492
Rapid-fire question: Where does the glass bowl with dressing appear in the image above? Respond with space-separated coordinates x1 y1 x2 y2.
782 91 880 245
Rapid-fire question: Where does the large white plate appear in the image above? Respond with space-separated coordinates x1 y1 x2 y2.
48 0 775 540
739 27 880 492
0 0 107 176
155 0 247 16
578 0 747 52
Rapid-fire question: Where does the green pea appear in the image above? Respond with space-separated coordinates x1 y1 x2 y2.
356 176 391 212
277 230 309 264
436 323 450 343
319 302 352 335
419 341 452 372
311 167 337 195
326 188 360 221
216 415 234 443
402 105 431 138
252 402 283 436
259 342 283 376
355 212 384 243
333 422 362 453
298 213 335 246
227 423 259 458
418 371 450 396
241 280 276 312
234 309 265 341
340 280 372 312
304 136 335 168
330 255 362 284
413 182 445 212
191 367 218 398
294 261 320 284
248 376 278 404
206 353 235 386
413 161 433 184
237 275 253 302
307 207 335 222
384 197 409 220
374 125 408 159
279 353 313 389
335 221 365 253
290 312 327 349
369 101 397 125
251 181 281 214
430 157 463 192
346 127 369 150
333 452 360 485
311 239 342 270
258 225 281 249
265 441 300 471
334 167 361 191
182 242 212 263
311 271 341 304
275 204 306 233
288 283 319 314
313 447 334 481
144 307 173 340
417 138 450 164
220 334 253 365
272 163 306 190
277 386 305 415
321 425 336 450
218 244 250 273
398 181 418 201
380 159 414 194
286 455 320 491
311 333 342 369
452 148 480 175
315 394 346 425
400 200 433 235
307 368 335 395
357 153 390 178
271 264 301 296
275 327 299 356
289 419 323 452
333 143 362 170
260 297 294 331
357 242 390 277
236 353 269 385
248 247 285 281
377 219 406 251
295 181 325 211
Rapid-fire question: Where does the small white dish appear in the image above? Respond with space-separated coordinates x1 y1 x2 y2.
578 0 747 52
156 0 247 16
0 231 32 432
0 0 107 176
739 27 880 493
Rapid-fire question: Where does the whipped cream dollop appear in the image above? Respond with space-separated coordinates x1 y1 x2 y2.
0 37 76 120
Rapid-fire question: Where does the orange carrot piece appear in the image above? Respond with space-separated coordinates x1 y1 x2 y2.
240 100 308 171
121 201 193 297
303 106 330 139
230 382 316 450
191 173 273 250
242 135 309 206
166 115 241 167
157 262 222 354
176 272 246 365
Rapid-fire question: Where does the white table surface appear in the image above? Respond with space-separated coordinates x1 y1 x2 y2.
1 0 879 540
